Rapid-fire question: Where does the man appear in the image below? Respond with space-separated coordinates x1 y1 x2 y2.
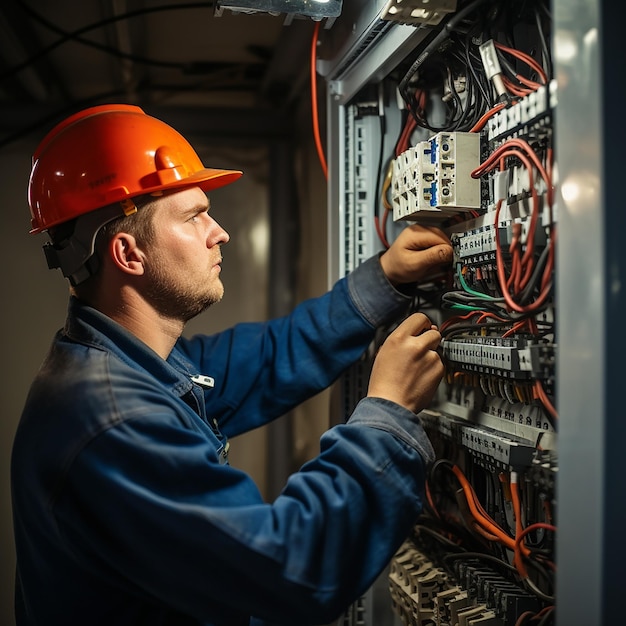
11 104 453 626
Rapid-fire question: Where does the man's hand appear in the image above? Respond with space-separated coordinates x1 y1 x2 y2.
367 313 444 414
380 224 453 285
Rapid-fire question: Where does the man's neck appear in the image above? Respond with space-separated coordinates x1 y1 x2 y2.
113 302 184 359
81 286 185 359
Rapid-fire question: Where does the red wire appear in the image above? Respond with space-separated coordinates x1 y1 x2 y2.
507 222 522 291
494 41 548 85
534 379 558 420
471 139 555 313
374 214 390 249
469 102 507 133
311 21 328 180
503 76 531 97
395 116 417 156
514 522 557 579
494 198 553 313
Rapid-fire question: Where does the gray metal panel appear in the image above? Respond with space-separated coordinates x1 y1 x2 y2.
317 0 434 105
317 0 394 80
326 98 345 287
326 25 429 105
554 0 624 623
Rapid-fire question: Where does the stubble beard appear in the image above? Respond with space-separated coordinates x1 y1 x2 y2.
144 264 224 323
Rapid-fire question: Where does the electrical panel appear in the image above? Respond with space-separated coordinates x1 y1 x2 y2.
321 1 557 624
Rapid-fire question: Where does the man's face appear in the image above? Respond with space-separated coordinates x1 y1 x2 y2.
141 186 230 322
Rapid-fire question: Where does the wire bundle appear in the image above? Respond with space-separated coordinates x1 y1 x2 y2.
471 138 555 315
397 0 552 135
421 459 556 618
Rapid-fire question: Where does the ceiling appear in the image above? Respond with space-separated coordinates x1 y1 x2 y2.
0 0 330 148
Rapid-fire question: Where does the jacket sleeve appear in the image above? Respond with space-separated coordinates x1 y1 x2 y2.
59 395 433 626
175 255 416 437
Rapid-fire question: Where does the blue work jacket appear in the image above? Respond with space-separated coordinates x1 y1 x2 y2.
11 255 435 626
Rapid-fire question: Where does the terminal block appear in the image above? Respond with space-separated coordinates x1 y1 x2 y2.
392 541 541 625
452 224 497 265
486 80 557 144
389 543 448 625
441 336 553 379
420 412 537 469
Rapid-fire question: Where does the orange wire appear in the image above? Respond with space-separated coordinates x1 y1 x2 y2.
510 473 530 576
514 522 557 580
477 311 511 324
310 21 328 180
471 522 501 542
451 465 515 550
479 138 553 206
425 480 440 518
534 379 558 420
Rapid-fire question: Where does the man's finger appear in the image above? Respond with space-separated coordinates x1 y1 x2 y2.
392 313 434 338
405 224 453 249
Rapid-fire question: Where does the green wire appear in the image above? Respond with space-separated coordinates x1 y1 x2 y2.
450 303 484 311
456 263 496 300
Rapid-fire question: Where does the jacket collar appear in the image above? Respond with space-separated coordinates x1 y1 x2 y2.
63 296 195 397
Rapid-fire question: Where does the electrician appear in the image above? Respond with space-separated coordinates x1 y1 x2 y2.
11 104 453 626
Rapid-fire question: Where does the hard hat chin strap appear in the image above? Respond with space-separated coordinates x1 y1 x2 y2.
43 201 137 286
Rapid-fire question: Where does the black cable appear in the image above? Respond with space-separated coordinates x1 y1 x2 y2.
441 551 518 575
398 0 492 106
534 4 553 81
2 1 211 84
463 28 492 105
448 48 483 131
523 574 554 603
497 48 542 91
444 59 466 131
16 1 193 69
413 524 465 551
0 88 126 149
518 245 552 305
440 318 527 338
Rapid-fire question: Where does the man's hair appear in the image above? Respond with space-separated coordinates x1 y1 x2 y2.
70 197 159 300
98 197 158 247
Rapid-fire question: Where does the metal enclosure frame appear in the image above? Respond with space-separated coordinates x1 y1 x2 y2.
554 0 626 624
325 0 626 623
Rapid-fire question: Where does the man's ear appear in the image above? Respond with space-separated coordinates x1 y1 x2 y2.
108 233 146 276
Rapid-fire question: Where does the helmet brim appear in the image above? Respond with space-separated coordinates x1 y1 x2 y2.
179 167 243 194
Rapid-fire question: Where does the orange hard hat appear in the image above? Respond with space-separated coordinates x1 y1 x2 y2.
28 104 243 234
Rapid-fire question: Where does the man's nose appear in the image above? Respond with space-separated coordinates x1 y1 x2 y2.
208 219 229 246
